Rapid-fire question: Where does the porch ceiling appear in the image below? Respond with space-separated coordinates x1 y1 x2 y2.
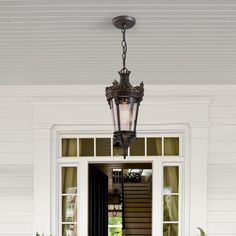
1 0 236 85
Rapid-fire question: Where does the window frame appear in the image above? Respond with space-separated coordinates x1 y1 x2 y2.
59 163 79 236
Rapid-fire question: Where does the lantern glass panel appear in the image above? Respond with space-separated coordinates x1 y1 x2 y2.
131 103 138 131
110 99 119 132
118 97 138 131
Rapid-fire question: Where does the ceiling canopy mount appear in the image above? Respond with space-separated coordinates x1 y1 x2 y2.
112 15 136 30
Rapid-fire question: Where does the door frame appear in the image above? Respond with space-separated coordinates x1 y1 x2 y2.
55 128 188 236
33 122 208 236
88 164 108 236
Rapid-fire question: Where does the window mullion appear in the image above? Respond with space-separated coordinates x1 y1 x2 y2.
78 159 89 236
152 159 163 236
179 163 183 236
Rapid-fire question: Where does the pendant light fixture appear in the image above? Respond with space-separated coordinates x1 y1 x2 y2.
105 15 144 159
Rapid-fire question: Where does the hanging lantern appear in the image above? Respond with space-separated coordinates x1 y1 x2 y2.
105 16 144 159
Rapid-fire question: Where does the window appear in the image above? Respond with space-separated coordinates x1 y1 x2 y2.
57 134 183 236
60 136 180 158
60 166 78 236
163 166 180 236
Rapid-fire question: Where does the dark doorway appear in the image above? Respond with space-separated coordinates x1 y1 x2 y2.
89 163 152 236
89 165 109 236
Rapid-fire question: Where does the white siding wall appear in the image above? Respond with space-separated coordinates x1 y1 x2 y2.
0 87 235 236
0 97 33 236
208 97 236 236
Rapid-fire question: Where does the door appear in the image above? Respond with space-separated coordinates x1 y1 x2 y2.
89 165 108 236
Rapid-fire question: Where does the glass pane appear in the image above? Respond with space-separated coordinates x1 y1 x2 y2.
130 138 145 156
164 138 179 156
62 139 77 157
62 196 77 222
163 224 178 236
62 224 77 236
110 99 119 132
62 167 77 194
79 138 94 156
119 102 130 131
118 97 137 131
163 166 179 194
163 195 178 221
147 138 162 156
96 138 111 156
113 140 123 156
130 103 138 132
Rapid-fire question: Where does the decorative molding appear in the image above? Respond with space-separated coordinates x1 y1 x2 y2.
0 85 236 97
143 96 213 105
188 122 212 128
32 122 53 129
31 96 104 105
211 118 236 126
53 123 190 134
31 96 213 106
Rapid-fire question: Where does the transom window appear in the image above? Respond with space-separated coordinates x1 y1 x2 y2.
60 136 180 158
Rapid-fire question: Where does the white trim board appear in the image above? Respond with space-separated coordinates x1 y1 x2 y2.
0 85 236 97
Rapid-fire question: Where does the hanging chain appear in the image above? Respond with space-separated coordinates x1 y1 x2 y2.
121 24 127 72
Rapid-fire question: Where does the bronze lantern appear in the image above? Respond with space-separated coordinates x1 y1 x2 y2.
105 16 144 159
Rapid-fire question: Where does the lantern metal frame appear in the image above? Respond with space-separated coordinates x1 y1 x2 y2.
105 15 144 159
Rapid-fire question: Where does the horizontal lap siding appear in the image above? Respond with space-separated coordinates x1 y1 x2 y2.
208 97 236 236
0 93 235 236
0 98 33 236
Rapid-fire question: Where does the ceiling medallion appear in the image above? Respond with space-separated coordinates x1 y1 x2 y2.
105 15 144 159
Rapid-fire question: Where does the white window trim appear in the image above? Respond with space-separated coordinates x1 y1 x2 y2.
56 132 184 236
32 96 210 236
58 163 78 236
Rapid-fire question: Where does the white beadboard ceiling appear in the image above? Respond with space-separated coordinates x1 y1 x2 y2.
0 0 236 85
